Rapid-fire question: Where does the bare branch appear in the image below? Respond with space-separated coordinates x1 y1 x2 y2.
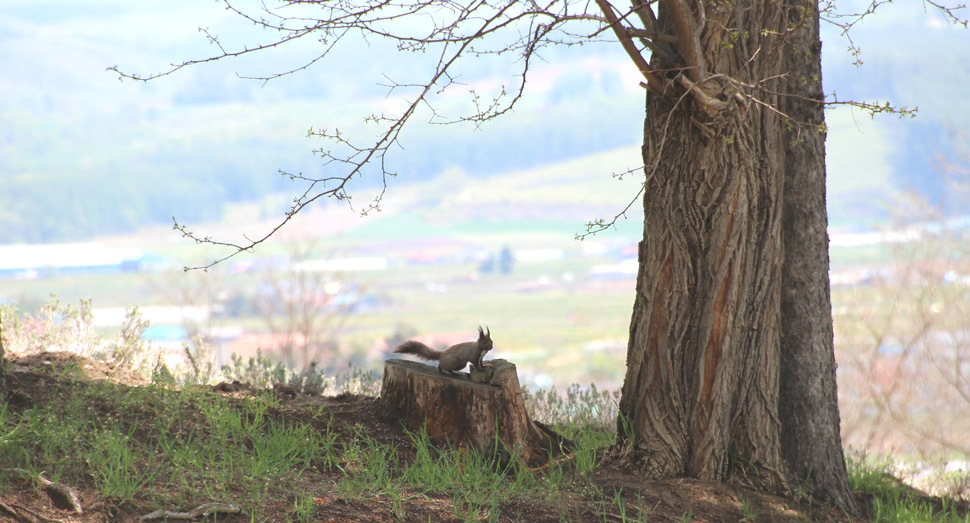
578 70 699 239
111 1 626 269
577 172 646 239
820 0 967 65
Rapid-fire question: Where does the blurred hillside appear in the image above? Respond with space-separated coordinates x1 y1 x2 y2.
0 1 967 243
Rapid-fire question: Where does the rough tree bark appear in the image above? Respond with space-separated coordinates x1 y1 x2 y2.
617 0 856 510
618 1 790 494
778 1 857 512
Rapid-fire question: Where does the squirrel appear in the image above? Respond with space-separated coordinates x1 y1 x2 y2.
394 326 493 375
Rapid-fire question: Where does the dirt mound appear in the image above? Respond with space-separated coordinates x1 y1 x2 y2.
10 350 150 386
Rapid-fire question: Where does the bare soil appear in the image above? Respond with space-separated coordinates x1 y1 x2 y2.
0 351 958 522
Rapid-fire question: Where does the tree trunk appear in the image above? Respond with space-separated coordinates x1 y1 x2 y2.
381 359 561 467
617 1 789 493
778 1 857 513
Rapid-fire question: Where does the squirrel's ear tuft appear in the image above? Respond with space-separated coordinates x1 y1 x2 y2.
478 325 484 337
485 326 490 338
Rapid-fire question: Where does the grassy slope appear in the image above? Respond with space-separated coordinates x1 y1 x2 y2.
2 352 968 522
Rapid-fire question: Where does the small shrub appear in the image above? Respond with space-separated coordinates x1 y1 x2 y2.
222 349 287 389
523 382 619 432
288 361 329 396
334 363 379 396
102 306 153 376
1 296 101 356
221 350 335 395
181 334 217 386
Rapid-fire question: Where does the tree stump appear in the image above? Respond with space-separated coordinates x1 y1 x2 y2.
381 359 566 467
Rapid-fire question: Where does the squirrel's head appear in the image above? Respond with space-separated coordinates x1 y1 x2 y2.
477 325 493 352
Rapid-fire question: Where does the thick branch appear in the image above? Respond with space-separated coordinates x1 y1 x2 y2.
667 0 705 81
594 0 666 93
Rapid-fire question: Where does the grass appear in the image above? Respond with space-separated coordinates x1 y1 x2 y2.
0 371 612 520
0 380 333 512
612 489 652 522
0 343 642 520
2 355 969 521
848 453 970 522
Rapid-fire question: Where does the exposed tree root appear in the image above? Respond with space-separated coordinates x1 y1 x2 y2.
7 468 81 515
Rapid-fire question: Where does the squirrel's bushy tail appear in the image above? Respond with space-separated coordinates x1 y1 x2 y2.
393 340 441 361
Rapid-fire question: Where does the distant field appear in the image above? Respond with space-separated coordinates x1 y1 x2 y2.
0 149 645 386
0 145 918 387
